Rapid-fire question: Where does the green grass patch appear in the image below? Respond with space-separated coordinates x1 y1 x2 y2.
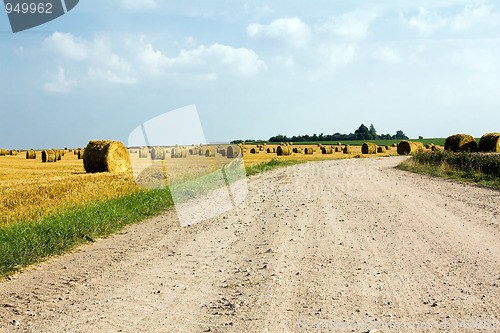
245 158 308 176
397 152 500 190
0 189 173 277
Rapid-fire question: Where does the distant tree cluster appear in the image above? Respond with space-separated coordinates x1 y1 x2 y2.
264 124 409 143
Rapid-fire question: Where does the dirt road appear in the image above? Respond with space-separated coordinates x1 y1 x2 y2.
1 156 499 332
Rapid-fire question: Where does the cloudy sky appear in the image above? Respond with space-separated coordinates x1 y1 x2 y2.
1 0 499 148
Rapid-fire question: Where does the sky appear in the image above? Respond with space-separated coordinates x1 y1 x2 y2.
0 0 499 148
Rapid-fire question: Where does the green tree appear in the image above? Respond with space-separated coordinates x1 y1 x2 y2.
369 124 378 140
354 124 372 140
393 130 409 140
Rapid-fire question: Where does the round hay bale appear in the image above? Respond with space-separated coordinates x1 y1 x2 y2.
392 143 397 147
304 147 314 155
220 149 226 157
337 142 342 146
397 140 424 155
227 146 241 158
26 150 36 159
425 144 433 149
42 149 56 163
52 150 61 160
0 149 8 156
478 133 500 152
151 147 165 160
292 147 303 153
78 149 85 159
277 146 292 156
139 148 149 158
335 146 341 152
171 148 187 158
385 145 391 150
377 146 386 153
250 148 259 154
445 134 478 152
10 150 18 156
343 145 352 154
362 143 377 154
83 140 130 173
321 146 333 154
205 149 213 157
431 145 441 151
74 149 79 155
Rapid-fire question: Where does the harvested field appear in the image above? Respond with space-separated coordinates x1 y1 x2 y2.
0 143 399 225
0 152 139 225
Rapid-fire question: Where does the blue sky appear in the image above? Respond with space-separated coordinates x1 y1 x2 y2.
1 0 499 148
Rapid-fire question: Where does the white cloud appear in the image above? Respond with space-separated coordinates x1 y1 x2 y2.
44 32 136 85
401 5 500 35
137 42 266 76
451 4 500 31
44 32 88 60
318 10 377 41
247 17 311 48
88 68 137 84
43 67 77 93
122 0 158 11
137 43 165 75
44 32 265 87
405 7 448 35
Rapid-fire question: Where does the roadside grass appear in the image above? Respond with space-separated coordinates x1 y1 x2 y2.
0 189 173 277
397 154 500 190
245 158 309 176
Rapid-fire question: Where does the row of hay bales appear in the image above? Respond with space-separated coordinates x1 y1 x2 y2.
71 148 85 159
273 143 354 156
358 141 440 155
360 142 396 154
444 133 500 153
133 145 242 159
0 149 19 156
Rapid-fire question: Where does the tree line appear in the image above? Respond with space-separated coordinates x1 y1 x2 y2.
232 124 409 144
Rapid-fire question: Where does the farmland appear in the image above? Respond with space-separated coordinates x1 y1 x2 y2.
0 143 403 226
0 151 139 226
